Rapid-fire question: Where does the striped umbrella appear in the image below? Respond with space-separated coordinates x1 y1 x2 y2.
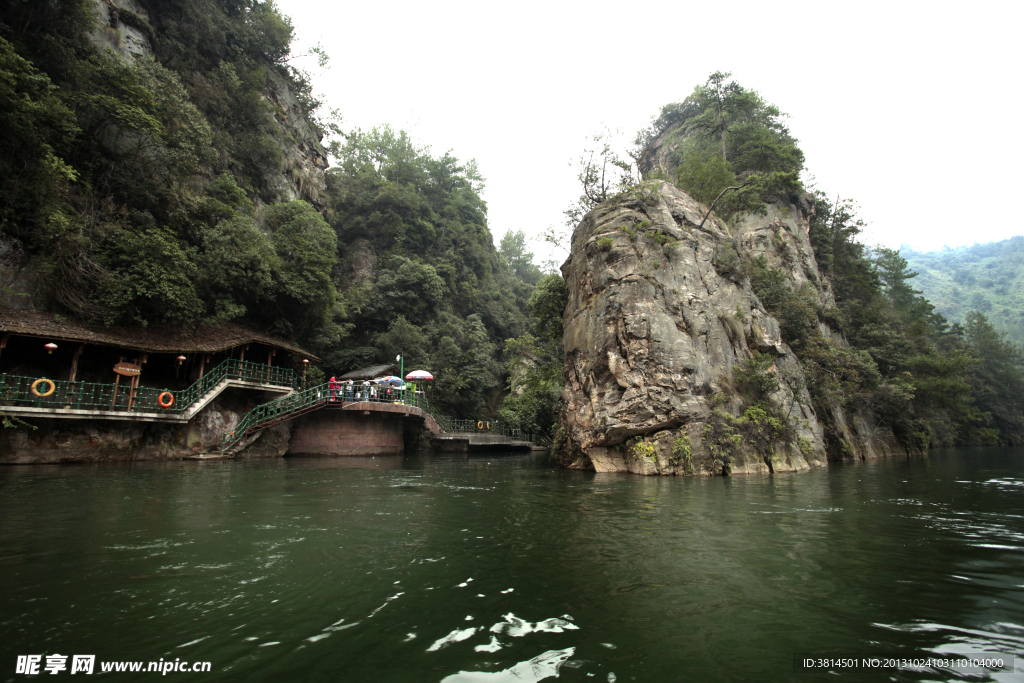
405 370 434 381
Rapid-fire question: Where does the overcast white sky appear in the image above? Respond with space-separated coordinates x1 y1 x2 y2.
276 0 1023 263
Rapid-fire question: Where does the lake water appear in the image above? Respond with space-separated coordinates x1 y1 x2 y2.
1 448 1022 682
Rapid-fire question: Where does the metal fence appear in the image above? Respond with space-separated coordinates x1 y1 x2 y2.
219 382 539 454
0 359 539 450
221 383 443 453
437 418 533 443
0 359 300 416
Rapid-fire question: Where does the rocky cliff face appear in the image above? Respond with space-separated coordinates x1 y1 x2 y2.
88 0 328 210
556 181 902 476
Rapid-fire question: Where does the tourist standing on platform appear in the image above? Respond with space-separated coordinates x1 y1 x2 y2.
329 376 338 402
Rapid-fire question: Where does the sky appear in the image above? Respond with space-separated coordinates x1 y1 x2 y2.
275 0 1023 264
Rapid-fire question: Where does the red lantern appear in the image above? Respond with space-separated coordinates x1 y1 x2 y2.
44 342 58 355
176 355 187 366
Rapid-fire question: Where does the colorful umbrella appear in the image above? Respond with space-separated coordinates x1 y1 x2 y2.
378 376 404 385
405 370 434 381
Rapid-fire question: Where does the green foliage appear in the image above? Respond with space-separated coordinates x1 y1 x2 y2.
799 194 1024 447
565 128 637 225
902 237 1024 347
500 230 543 285
261 200 339 338
496 276 567 438
98 228 203 326
734 352 780 398
702 400 793 475
961 312 1024 444
0 0 346 347
702 409 741 475
1 413 38 430
528 275 568 345
712 242 744 279
321 124 541 417
638 72 804 227
195 213 276 322
627 436 656 460
671 434 693 471
597 237 614 251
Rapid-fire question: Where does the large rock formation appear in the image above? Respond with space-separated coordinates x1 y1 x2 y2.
556 181 901 476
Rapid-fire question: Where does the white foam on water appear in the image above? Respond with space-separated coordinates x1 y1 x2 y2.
426 626 481 652
403 633 417 642
489 613 580 637
176 636 209 648
474 636 503 653
368 592 405 618
323 620 360 633
306 633 330 643
500 588 514 594
258 641 280 647
440 647 575 682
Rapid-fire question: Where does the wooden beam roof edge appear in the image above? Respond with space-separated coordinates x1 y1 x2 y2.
0 310 322 362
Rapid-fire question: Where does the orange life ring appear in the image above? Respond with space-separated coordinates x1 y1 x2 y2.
157 392 174 408
477 421 483 430
30 378 56 397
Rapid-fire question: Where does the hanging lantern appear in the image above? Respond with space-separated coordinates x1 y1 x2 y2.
176 355 187 366
44 342 58 355
303 359 309 365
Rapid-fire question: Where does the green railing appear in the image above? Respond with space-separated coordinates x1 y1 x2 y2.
221 382 444 453
446 418 533 443
169 359 300 413
0 359 300 417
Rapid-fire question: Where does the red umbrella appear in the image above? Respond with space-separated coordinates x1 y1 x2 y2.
405 370 434 381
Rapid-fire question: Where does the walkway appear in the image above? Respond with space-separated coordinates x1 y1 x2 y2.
0 360 539 456
0 359 299 423
221 386 535 456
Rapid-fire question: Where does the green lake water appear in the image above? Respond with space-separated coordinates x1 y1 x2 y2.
1 448 1023 682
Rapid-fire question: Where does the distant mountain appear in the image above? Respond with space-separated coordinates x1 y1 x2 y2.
902 237 1024 347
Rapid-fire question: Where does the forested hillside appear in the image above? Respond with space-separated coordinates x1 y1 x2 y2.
0 0 545 419
902 238 1024 347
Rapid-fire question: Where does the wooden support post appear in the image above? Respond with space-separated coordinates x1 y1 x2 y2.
111 374 120 408
126 359 139 411
68 344 84 382
0 333 7 360
65 343 84 408
126 374 136 411
198 354 208 379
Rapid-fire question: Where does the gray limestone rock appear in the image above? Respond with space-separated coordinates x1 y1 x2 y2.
556 181 832 475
